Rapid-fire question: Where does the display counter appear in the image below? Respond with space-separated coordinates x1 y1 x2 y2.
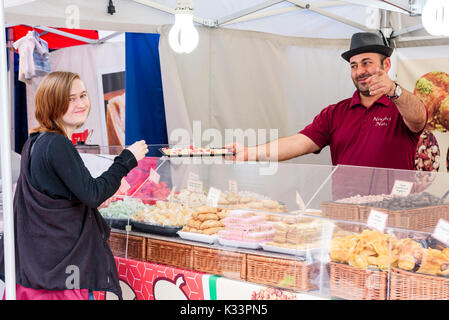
107 227 326 296
79 145 449 300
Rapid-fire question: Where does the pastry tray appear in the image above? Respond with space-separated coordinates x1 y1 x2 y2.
159 147 236 157
177 231 218 244
260 242 322 258
103 218 132 230
132 221 182 236
218 238 262 249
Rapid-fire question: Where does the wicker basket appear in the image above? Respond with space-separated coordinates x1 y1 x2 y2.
329 261 388 300
359 204 447 231
146 239 193 270
321 202 360 221
246 254 319 292
390 267 449 300
193 247 246 280
321 202 363 232
108 232 146 261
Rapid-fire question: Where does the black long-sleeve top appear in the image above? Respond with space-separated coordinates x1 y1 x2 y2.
28 132 137 208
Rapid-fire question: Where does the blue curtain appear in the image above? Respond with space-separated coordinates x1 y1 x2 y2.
14 51 28 154
125 33 168 157
5 28 28 154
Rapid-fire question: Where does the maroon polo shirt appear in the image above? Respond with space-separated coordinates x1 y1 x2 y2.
299 90 424 170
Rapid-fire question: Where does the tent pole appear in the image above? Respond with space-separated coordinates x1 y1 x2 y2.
8 28 14 151
218 1 349 27
287 0 377 32
7 24 101 45
30 25 98 44
216 0 285 26
98 31 123 44
0 0 17 300
392 24 424 37
220 6 301 26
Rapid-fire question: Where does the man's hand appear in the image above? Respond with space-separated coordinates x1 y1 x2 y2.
365 67 427 133
365 67 396 97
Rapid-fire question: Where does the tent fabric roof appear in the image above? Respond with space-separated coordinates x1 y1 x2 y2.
2 0 425 39
4 0 449 46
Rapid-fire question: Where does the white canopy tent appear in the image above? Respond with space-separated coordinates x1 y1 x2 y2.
1 0 448 300
3 0 442 41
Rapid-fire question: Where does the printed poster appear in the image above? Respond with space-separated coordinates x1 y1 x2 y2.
396 47 449 196
100 70 126 149
397 47 449 174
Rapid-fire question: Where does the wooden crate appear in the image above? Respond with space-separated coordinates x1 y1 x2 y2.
246 254 319 292
108 232 146 261
329 261 388 300
193 246 246 280
146 238 193 270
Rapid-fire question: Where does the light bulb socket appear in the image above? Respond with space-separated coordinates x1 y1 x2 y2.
175 0 194 14
409 0 426 16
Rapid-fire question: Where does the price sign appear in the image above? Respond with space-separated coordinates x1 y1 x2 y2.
149 168 160 184
390 180 414 197
228 180 238 193
432 219 449 246
296 191 305 211
188 179 203 193
188 171 200 181
207 187 221 207
367 209 388 232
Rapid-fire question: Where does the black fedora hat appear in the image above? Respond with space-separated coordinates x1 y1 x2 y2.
341 32 394 62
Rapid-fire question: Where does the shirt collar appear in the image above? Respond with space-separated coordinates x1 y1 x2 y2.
349 90 391 109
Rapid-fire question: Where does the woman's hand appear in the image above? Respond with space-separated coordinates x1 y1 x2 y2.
126 140 148 162
225 142 248 161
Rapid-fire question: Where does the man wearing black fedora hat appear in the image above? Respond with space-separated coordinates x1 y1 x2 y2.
231 32 427 171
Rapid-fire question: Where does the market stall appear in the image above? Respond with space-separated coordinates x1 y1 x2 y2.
2 0 449 300
76 146 449 300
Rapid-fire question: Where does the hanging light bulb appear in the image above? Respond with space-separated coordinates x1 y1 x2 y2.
422 0 449 36
168 0 199 53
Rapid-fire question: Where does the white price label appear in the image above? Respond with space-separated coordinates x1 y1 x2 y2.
188 171 200 181
367 209 388 232
188 179 203 193
228 180 238 193
207 187 221 207
391 180 414 197
149 168 160 184
296 191 305 211
432 219 449 246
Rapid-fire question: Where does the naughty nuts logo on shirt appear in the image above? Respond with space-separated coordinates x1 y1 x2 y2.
372 116 392 127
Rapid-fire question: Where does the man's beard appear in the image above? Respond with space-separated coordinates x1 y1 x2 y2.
353 73 372 97
352 65 385 97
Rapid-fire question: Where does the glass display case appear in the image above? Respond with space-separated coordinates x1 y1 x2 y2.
78 145 449 300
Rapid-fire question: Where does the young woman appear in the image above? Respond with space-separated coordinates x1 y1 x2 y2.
0 71 148 300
